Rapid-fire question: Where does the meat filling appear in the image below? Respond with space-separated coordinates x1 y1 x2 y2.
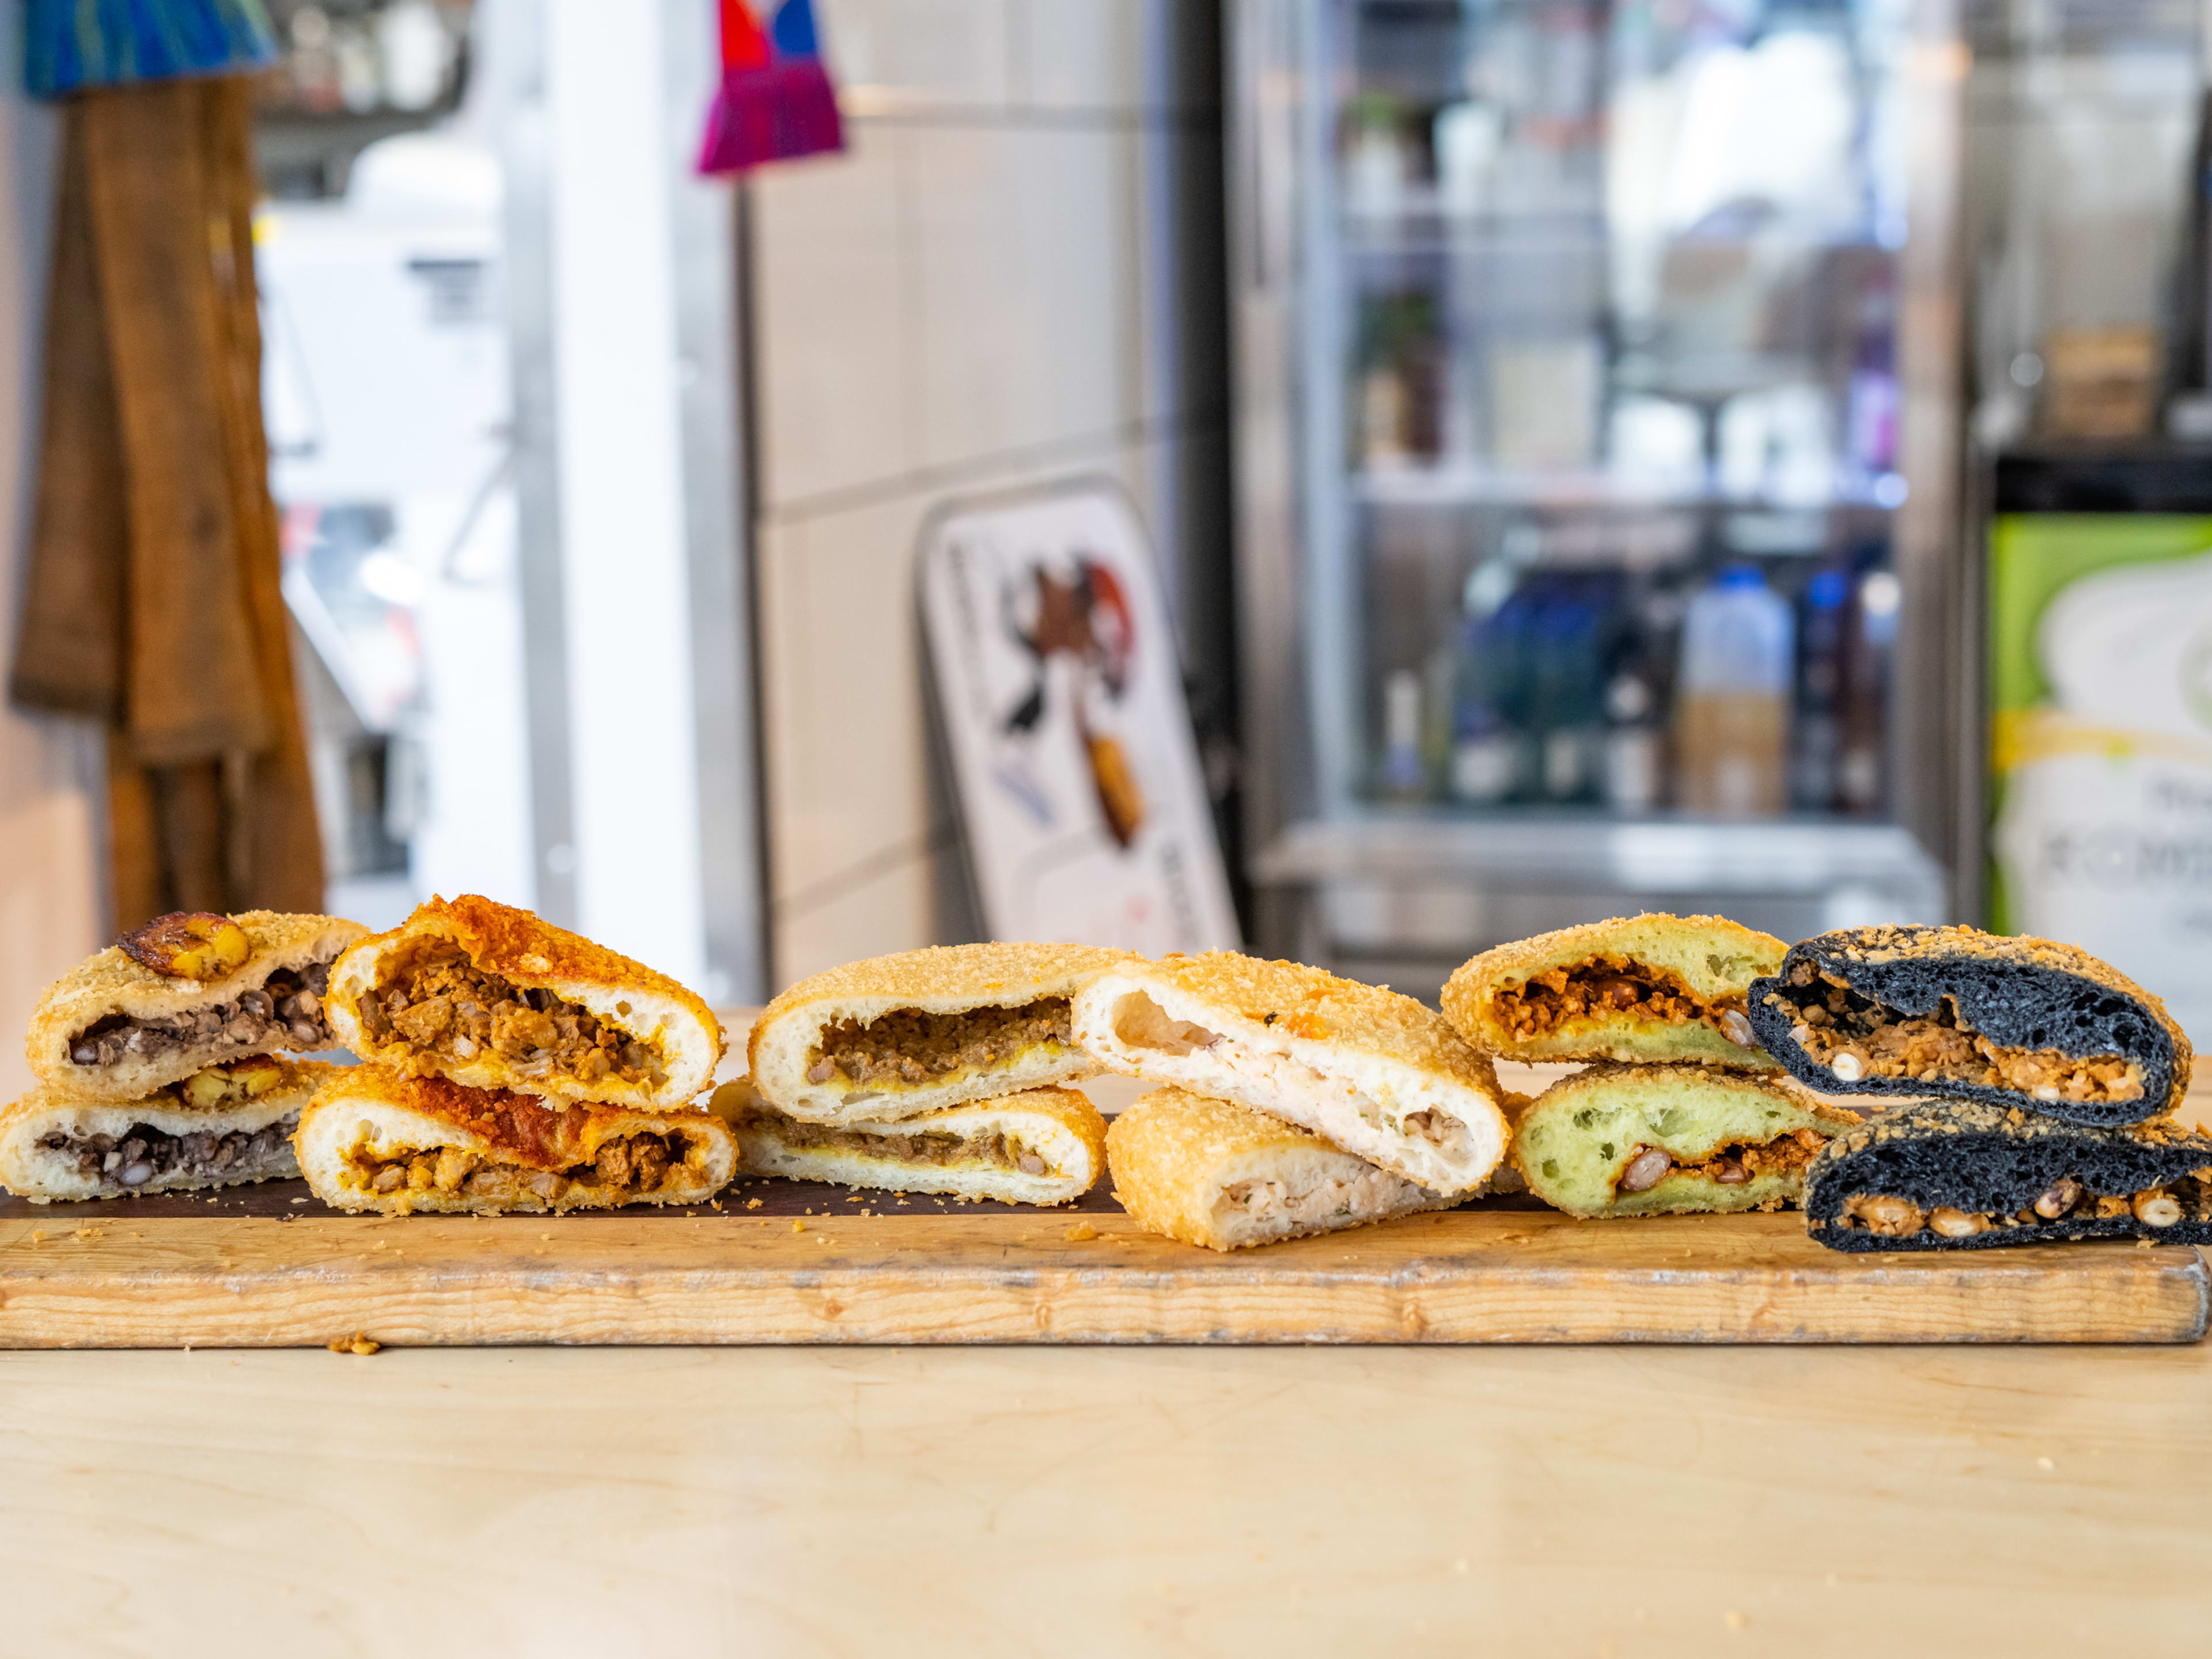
1218 1165 1427 1234
805 998 1073 1093
1836 1172 2210 1238
347 1131 685 1203
40 1115 300 1190
358 946 666 1089
1768 964 2143 1104
763 1116 1050 1176
68 959 334 1070
1611 1127 1827 1196
1494 959 1749 1044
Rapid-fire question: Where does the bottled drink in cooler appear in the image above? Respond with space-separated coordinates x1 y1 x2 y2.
1675 565 1791 816
1790 566 1850 810
1530 589 1603 802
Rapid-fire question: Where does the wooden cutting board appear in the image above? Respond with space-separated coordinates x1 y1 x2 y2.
0 1176 2202 1347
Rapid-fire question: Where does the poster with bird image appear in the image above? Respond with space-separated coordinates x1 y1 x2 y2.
918 480 1240 955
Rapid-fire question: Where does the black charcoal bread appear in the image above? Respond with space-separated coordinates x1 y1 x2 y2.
1803 1099 2212 1252
1747 924 2190 1126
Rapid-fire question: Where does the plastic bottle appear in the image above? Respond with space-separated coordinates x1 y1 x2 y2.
1675 565 1793 816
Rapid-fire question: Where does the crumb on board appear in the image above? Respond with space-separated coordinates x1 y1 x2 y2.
290 1197 308 1205
73 1225 104 1241
745 1198 762 1209
327 1332 381 1356
28 1229 46 1245
1063 1221 1100 1242
1724 1611 1747 1631
791 1220 805 1233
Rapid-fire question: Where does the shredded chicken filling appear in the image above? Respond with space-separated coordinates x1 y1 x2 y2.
39 1115 299 1189
1493 957 1744 1042
1769 963 2143 1103
805 998 1073 1093
1836 1172 2210 1238
1218 1165 1424 1232
69 959 334 1069
346 1131 685 1203
1611 1127 1827 1196
762 1115 1050 1176
358 946 666 1089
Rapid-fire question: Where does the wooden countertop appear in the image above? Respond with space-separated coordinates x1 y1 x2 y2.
1 1048 2205 1647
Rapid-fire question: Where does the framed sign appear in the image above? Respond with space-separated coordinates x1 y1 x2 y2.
918 479 1241 955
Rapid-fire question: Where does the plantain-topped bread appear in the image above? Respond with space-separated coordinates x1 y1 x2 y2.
1442 913 1784 1069
1072 952 1510 1195
1747 925 2191 1125
1802 1098 2212 1252
28 911 366 1101
1513 1063 1858 1219
1106 1085 1462 1252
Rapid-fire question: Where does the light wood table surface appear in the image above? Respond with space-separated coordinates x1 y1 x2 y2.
1 1059 2206 1653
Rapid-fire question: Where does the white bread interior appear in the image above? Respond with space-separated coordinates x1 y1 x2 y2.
1071 968 1509 1194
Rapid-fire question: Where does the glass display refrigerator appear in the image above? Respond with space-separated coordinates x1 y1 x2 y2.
1229 0 1960 994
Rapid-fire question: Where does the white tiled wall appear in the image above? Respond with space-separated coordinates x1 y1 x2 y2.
750 0 1221 988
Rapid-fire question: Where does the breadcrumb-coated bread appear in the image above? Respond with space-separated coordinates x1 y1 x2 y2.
323 895 724 1109
715 1077 1105 1205
294 1066 734 1215
1071 953 1509 1194
1107 1085 1459 1251
1747 923 2192 1124
1441 913 1783 1067
1513 1063 1857 1219
0 1059 335 1202
26 911 367 1100
748 941 1132 1124
1804 1097 2212 1252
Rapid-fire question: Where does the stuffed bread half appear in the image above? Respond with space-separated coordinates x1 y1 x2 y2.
747 942 1131 1124
1804 1098 2212 1252
718 1078 1104 1205
1747 923 2191 1124
0 1057 333 1202
1070 953 1510 1195
294 1069 736 1216
1514 1063 1858 1219
1442 912 1783 1069
1107 1085 1461 1252
324 894 722 1109
28 911 366 1101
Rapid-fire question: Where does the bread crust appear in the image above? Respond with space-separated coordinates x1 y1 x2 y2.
294 1067 735 1215
26 911 368 1100
1070 953 1509 1194
717 1078 1105 1205
1513 1062 1858 1219
1107 1085 1459 1251
0 1059 334 1201
747 942 1132 1123
323 895 723 1109
1441 912 1785 1067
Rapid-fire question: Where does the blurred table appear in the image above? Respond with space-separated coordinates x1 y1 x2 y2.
1 1040 2205 1652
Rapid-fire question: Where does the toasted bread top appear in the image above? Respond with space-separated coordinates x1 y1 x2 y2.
1786 923 2173 1003
757 941 1134 1019
29 911 366 1044
306 1068 725 1173
1095 952 1496 1085
369 895 715 1013
1444 913 1785 1014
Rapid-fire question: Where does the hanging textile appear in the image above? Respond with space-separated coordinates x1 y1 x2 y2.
696 0 844 175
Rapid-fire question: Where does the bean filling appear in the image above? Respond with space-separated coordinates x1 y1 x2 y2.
69 960 334 1070
1612 1127 1827 1196
1767 963 2143 1103
805 998 1073 1093
347 1131 685 1205
358 946 666 1089
40 1116 300 1190
1494 959 1748 1044
1838 1172 2210 1238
